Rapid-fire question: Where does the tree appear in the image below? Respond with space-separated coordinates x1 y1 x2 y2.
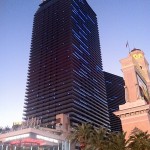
0 127 3 134
128 128 150 150
89 127 108 150
4 126 10 133
69 123 93 149
107 132 129 150
68 123 93 150
69 124 150 150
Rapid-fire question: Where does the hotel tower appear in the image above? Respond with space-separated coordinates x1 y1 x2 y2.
24 0 110 129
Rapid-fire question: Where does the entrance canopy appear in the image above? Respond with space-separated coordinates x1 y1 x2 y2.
0 127 70 150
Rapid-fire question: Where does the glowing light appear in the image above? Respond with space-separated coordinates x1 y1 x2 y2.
36 135 58 143
5 134 30 141
10 138 42 145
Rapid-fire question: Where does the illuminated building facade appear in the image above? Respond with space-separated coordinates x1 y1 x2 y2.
24 0 110 128
104 72 125 132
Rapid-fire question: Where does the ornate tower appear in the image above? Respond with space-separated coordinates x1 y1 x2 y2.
114 49 150 138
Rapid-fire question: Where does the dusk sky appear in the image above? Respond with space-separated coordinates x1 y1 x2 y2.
0 0 150 127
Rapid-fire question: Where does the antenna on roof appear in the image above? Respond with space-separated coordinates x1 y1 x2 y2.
126 41 131 53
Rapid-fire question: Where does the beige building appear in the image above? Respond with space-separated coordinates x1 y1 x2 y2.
114 49 150 138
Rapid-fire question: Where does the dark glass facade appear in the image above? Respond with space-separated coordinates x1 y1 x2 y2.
104 72 125 131
24 0 110 128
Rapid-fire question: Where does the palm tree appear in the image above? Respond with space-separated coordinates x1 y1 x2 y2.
0 127 3 134
89 127 108 150
68 123 93 150
128 128 150 150
3 126 11 133
107 131 129 150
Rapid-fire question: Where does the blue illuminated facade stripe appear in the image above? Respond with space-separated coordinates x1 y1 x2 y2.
70 0 110 128
24 0 110 129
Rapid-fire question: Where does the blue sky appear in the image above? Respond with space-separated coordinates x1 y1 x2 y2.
0 0 150 127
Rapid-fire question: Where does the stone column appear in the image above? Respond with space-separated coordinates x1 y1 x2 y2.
30 145 33 150
62 141 72 150
69 141 70 150
6 145 8 150
1 145 3 150
124 86 129 102
58 143 59 150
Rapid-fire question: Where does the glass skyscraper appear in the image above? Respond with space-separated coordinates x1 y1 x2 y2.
24 0 110 128
104 72 125 131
